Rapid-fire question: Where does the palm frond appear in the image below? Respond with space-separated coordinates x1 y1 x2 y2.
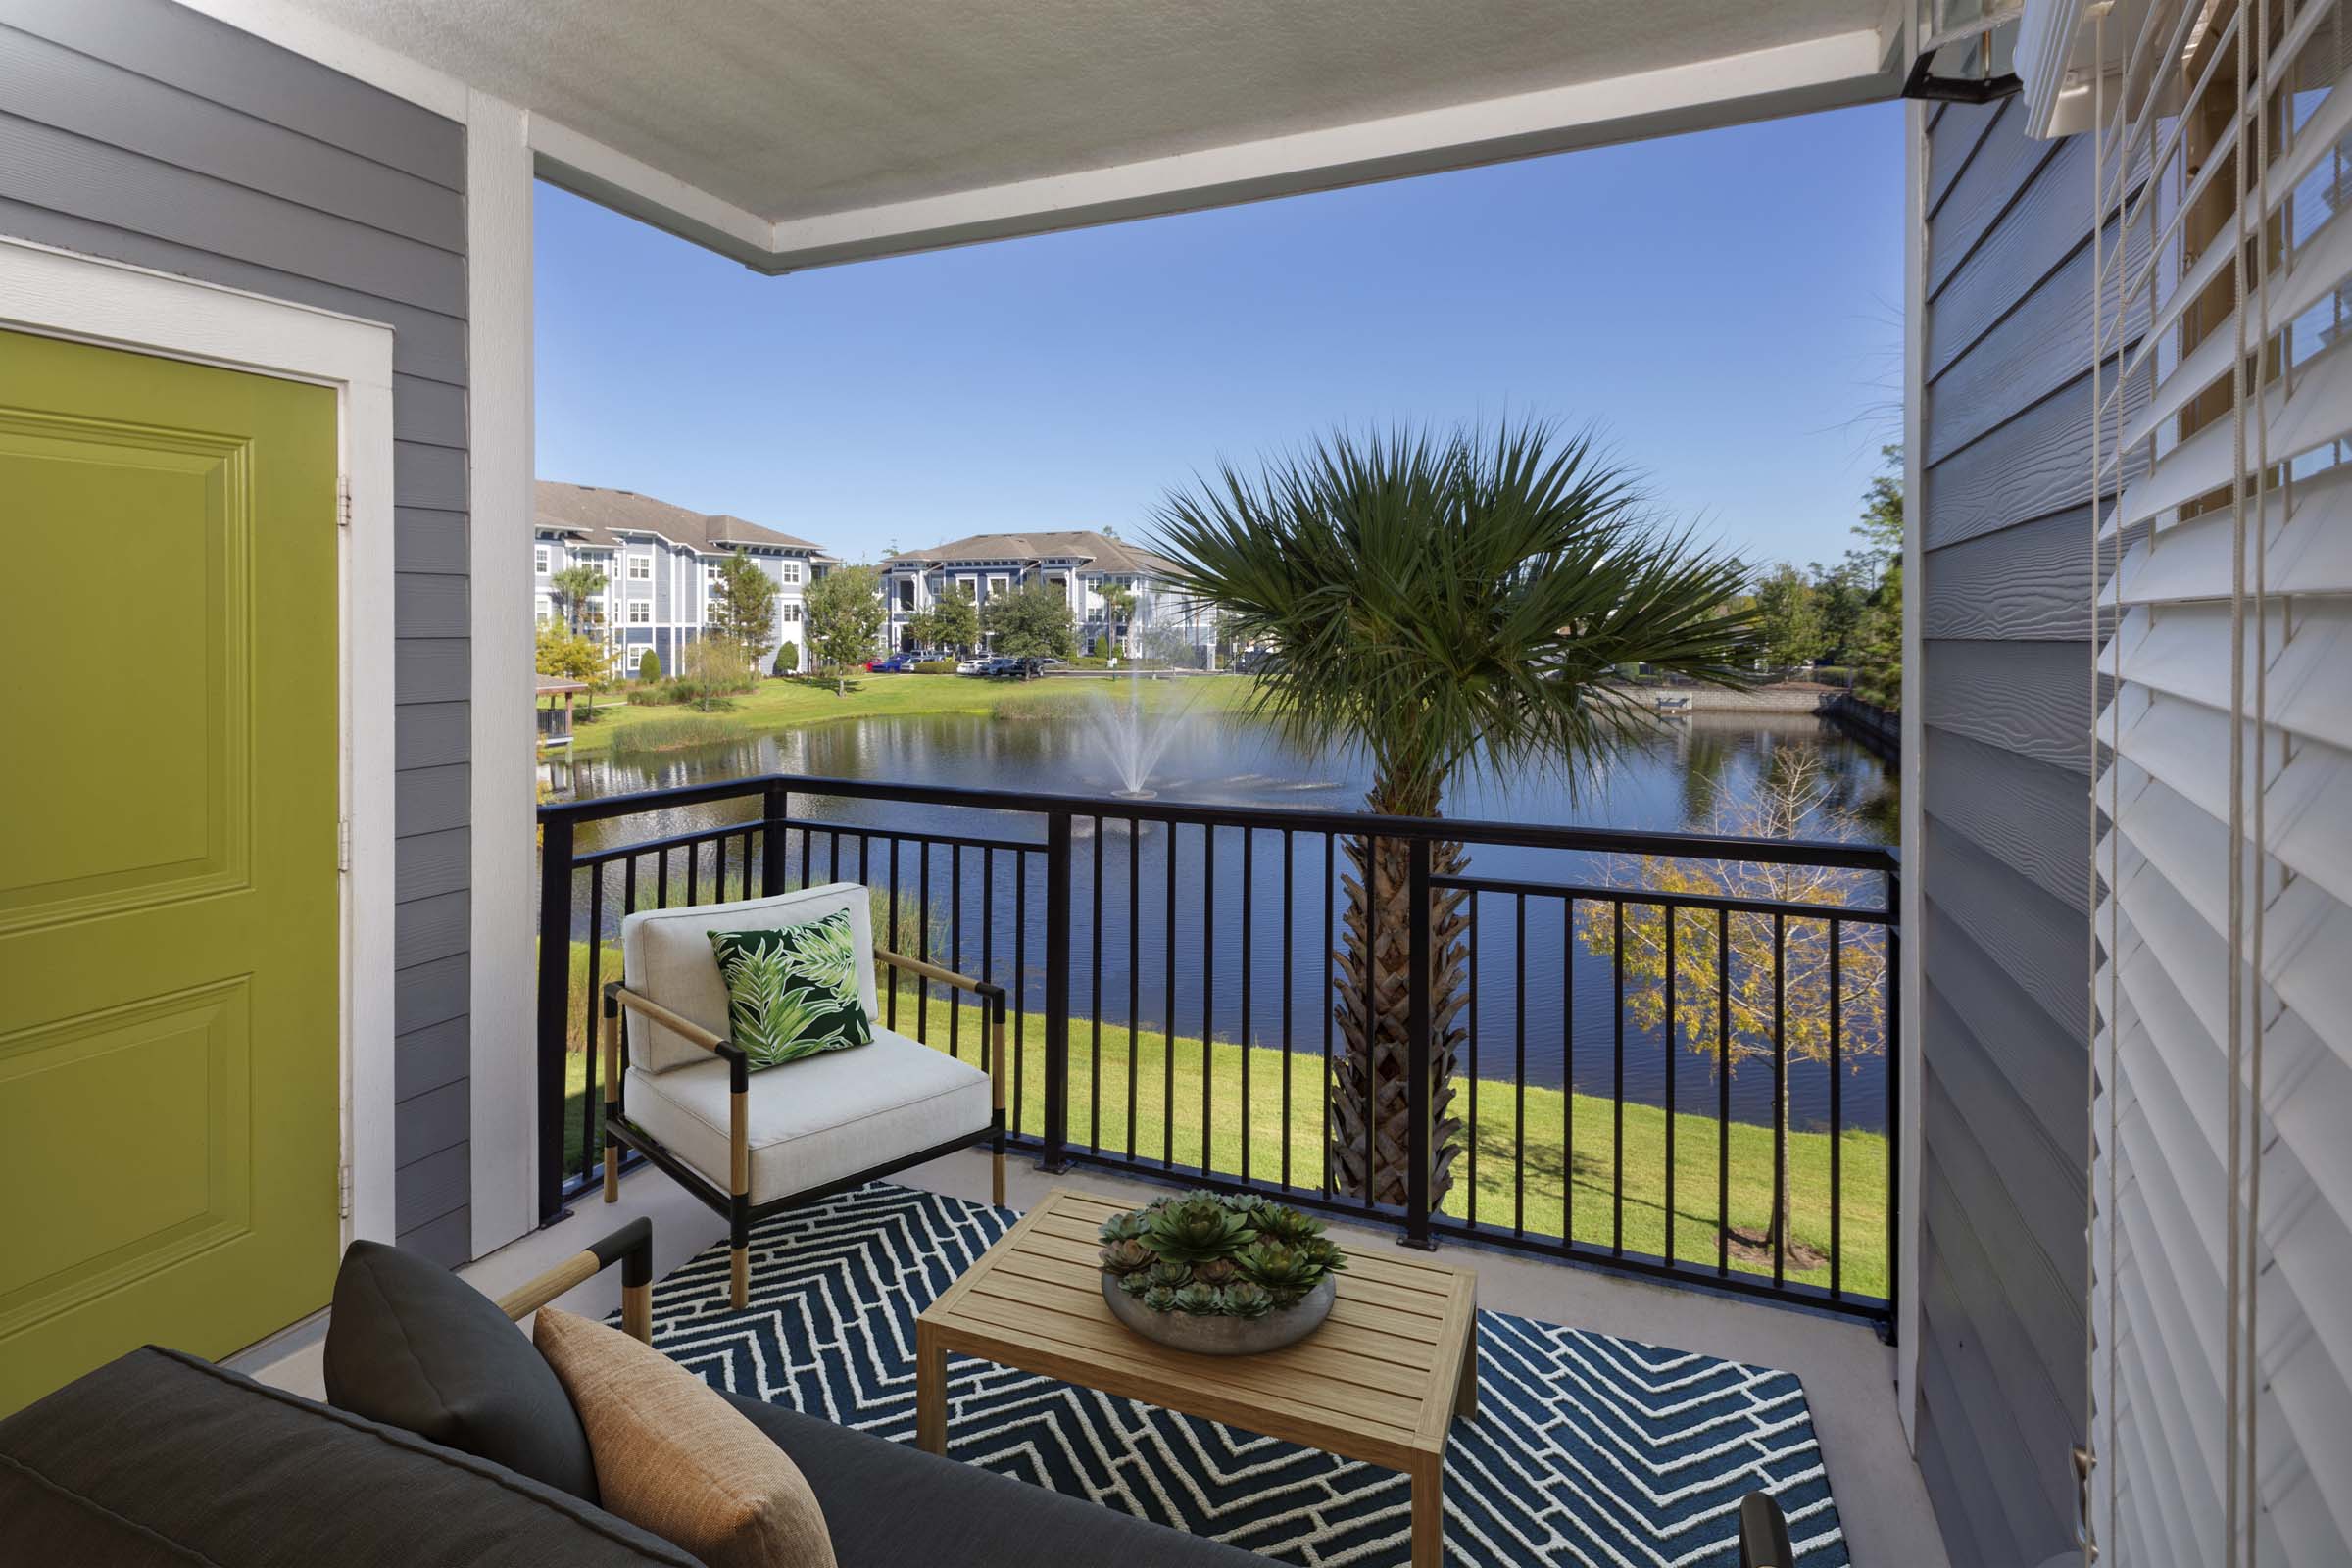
1151 418 1757 812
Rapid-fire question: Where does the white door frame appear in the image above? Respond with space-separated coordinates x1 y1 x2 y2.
0 235 400 1249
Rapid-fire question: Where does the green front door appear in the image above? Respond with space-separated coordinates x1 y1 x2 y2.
0 327 342 1414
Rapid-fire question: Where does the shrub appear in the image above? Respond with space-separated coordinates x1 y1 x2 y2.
913 660 958 674
773 643 800 676
637 649 662 683
624 684 670 707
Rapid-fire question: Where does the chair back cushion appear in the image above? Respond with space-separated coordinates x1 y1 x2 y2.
535 1306 837 1568
622 883 876 1074
323 1238 600 1501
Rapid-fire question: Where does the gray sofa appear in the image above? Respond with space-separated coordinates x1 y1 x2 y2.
0 1345 1268 1566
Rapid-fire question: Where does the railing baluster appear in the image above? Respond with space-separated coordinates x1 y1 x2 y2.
1665 903 1677 1270
583 864 605 1189
951 843 964 1061
1091 814 1103 1153
685 834 700 906
1128 816 1140 1163
1718 905 1731 1278
1772 910 1787 1289
761 783 787 894
1468 893 1480 1230
1162 822 1177 1170
1322 832 1335 1200
1043 816 1070 1172
1611 898 1624 1256
1200 822 1215 1177
886 836 902 1030
1514 893 1527 1238
1830 915 1843 1300
1281 827 1295 1193
916 843 931 1043
1015 846 1031 1146
1563 896 1574 1250
1240 826 1253 1186
1361 831 1378 1215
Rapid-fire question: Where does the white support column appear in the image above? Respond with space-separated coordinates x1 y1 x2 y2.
467 92 539 1258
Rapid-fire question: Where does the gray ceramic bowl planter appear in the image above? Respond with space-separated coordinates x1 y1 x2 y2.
1101 1273 1336 1355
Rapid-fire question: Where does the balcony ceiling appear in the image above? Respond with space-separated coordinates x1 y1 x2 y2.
271 0 1903 268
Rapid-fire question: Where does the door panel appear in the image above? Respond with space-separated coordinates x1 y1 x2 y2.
0 327 339 1414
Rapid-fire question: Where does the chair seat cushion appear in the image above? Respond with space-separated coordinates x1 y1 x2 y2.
624 1027 990 1204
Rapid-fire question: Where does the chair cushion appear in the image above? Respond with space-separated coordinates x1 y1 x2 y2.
710 914 874 1070
323 1238 601 1502
0 1347 697 1567
623 883 878 1074
536 1308 836 1568
623 1027 989 1203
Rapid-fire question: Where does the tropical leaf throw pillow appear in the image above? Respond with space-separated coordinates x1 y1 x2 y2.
708 912 872 1070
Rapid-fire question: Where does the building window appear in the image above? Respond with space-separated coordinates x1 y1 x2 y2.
987 574 1008 597
897 579 916 611
627 599 651 624
534 545 551 574
706 559 722 583
956 578 977 599
780 561 802 584
626 552 652 580
780 604 802 623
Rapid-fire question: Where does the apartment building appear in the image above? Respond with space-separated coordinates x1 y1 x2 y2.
533 481 833 674
880 529 1218 661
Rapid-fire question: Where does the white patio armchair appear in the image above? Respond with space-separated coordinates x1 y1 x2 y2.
599 882 1006 1308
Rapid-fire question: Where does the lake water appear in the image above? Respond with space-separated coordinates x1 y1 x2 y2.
549 702 1896 1136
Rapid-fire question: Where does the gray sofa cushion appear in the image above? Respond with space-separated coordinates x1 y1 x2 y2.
325 1237 601 1500
723 1394 1271 1567
0 1348 699 1567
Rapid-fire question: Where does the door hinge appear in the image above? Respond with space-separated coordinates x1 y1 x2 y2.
337 473 354 528
338 1162 354 1220
337 817 352 872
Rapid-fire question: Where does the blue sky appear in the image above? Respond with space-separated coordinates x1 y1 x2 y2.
535 100 1902 570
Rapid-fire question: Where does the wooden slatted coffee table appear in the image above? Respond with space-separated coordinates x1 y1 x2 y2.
915 1188 1478 1568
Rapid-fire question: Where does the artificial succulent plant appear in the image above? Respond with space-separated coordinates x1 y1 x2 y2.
1095 1190 1347 1317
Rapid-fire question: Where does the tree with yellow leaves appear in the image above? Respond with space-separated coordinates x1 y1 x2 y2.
1577 743 1887 1264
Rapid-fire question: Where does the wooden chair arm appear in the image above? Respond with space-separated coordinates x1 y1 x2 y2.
604 982 742 1063
873 947 1004 1002
494 1217 656 1343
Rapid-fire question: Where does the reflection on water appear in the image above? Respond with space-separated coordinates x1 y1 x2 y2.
550 708 1896 1134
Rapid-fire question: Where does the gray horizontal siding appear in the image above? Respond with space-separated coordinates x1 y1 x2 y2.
1917 96 2106 1564
0 0 475 1267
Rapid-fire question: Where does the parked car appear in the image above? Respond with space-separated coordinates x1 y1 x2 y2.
1231 649 1274 674
868 653 919 673
956 656 992 675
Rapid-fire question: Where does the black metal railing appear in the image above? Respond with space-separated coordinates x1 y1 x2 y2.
536 774 1901 1332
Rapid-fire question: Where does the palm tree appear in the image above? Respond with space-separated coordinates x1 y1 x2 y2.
550 564 609 637
1153 422 1756 1209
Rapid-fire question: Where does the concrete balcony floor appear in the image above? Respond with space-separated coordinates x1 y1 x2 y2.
239 1148 1948 1565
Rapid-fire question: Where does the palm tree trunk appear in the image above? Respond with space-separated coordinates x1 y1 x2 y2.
1329 831 1470 1209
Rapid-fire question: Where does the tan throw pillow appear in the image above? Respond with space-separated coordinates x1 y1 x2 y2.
533 1307 836 1568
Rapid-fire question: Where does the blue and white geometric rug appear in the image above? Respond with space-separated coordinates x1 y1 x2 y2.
632 1182 1849 1567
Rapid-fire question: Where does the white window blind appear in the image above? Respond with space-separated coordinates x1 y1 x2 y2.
2082 3 2352 1564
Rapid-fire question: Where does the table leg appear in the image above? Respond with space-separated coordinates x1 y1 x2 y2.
1454 1314 1479 1420
915 1323 947 1455
1410 1451 1444 1568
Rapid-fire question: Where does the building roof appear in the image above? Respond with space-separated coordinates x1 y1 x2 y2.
535 480 830 557
891 529 1181 576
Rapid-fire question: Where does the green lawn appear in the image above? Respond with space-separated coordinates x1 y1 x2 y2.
556 956 1889 1300
566 671 1250 756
